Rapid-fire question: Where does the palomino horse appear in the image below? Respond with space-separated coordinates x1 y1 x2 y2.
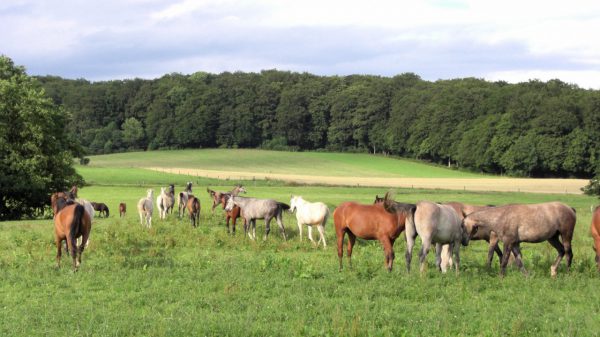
335 194 415 272
444 202 502 268
54 197 91 271
463 202 576 277
90 202 109 218
290 196 329 248
119 203 126 218
225 196 289 240
156 185 175 220
137 189 154 228
178 182 193 218
386 198 469 274
592 206 600 272
186 195 201 227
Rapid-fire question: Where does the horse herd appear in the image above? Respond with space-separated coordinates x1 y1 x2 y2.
50 184 600 276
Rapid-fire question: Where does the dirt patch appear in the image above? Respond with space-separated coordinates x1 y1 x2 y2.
145 167 588 194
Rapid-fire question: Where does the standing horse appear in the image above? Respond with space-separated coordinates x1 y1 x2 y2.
335 194 415 272
178 182 193 218
592 206 600 272
119 203 126 218
387 198 469 274
225 196 288 240
187 195 201 227
207 185 247 233
463 202 576 277
137 189 154 228
290 196 329 248
54 197 92 271
90 202 110 218
444 202 502 268
156 187 172 220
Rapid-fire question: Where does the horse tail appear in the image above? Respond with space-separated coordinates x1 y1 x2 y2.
322 207 331 227
105 205 109 218
70 204 85 251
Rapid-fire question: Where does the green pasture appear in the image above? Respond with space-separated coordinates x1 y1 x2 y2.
1 164 600 336
85 149 490 178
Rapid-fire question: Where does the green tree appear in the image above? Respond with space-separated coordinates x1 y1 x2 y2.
122 117 145 149
0 56 84 220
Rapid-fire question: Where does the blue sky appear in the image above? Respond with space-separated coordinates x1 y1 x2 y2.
2 0 599 88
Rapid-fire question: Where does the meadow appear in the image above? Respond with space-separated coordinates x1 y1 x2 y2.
1 155 600 336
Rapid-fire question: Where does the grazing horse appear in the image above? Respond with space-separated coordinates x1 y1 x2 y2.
54 197 91 271
463 202 576 277
388 198 469 274
186 195 201 227
90 202 110 218
444 202 502 268
335 194 415 272
119 203 126 218
592 206 600 272
207 185 247 233
290 195 329 248
137 189 154 228
225 196 289 241
178 182 193 218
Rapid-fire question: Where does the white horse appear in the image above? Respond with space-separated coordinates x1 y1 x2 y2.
406 201 470 274
138 189 154 228
178 182 193 218
156 187 170 220
289 196 329 248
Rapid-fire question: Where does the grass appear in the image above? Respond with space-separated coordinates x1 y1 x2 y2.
2 174 600 336
85 149 490 178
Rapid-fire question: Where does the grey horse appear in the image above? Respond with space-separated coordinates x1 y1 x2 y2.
224 196 289 240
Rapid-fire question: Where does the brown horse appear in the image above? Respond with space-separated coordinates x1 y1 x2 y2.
592 206 600 272
334 194 415 272
463 202 576 277
207 185 247 233
119 203 126 218
187 195 201 227
54 197 92 270
444 202 502 267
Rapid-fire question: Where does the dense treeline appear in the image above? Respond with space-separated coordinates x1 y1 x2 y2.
36 71 600 178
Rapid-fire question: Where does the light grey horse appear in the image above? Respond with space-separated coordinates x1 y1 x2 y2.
178 182 192 218
224 196 289 240
407 201 470 274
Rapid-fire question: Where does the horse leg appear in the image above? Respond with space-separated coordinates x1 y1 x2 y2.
510 243 527 275
347 232 356 270
405 233 416 273
418 237 432 274
452 242 460 275
264 217 272 240
337 229 345 271
307 226 316 246
297 220 303 242
561 232 574 271
435 243 443 272
317 225 327 248
252 219 257 240
499 241 513 277
381 237 394 272
276 213 287 240
55 237 62 268
139 211 144 226
548 234 565 277
487 233 503 268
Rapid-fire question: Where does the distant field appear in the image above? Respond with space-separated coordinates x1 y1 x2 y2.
86 149 487 178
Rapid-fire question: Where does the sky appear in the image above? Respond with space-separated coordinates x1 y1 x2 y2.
1 0 600 88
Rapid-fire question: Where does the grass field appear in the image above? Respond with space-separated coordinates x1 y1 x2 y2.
2 154 600 336
86 149 488 178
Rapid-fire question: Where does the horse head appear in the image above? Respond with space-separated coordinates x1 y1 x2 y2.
374 195 384 205
224 196 236 212
147 189 154 199
186 182 193 193
233 185 247 195
290 195 298 213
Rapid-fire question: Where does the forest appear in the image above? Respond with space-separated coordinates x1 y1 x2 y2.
36 71 600 178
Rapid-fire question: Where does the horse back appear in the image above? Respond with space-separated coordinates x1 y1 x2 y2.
335 202 399 239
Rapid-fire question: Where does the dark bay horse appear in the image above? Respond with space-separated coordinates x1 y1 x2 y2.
463 202 576 277
334 194 415 272
186 195 201 227
91 202 109 218
207 185 247 233
54 197 91 270
591 206 600 272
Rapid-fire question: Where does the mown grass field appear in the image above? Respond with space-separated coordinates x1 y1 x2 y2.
1 162 600 336
86 149 489 178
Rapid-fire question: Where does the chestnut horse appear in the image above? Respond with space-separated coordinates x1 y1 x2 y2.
592 206 600 272
119 203 126 218
334 193 415 272
187 195 201 227
54 197 91 270
207 185 247 233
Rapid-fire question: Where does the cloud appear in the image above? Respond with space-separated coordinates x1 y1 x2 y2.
1 0 599 88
